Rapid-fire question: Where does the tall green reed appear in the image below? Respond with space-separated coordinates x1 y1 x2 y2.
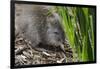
55 6 95 62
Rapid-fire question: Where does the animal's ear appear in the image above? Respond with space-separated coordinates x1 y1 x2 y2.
46 13 60 24
46 16 54 23
53 13 60 20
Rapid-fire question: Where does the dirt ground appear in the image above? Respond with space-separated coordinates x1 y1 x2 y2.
15 35 73 66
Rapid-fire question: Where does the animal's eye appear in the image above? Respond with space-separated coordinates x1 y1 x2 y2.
55 22 58 24
54 32 59 35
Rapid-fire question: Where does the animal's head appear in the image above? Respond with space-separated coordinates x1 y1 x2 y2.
45 13 65 46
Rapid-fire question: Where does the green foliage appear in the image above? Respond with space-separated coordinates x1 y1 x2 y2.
56 6 95 62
